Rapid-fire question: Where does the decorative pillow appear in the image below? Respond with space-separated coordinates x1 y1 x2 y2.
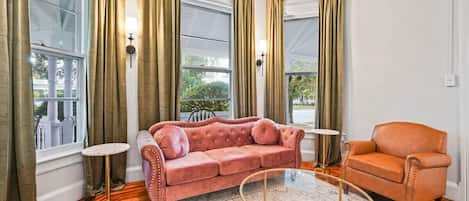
154 125 189 159
251 119 280 145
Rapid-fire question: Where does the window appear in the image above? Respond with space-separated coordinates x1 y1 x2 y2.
29 0 87 150
180 2 233 120
284 0 319 126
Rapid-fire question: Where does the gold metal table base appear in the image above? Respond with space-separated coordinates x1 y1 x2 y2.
105 155 111 201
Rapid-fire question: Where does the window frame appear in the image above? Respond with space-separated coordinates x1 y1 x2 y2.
284 16 319 127
180 1 234 119
30 0 88 163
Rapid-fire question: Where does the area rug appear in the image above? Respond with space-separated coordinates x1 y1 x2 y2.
182 172 368 201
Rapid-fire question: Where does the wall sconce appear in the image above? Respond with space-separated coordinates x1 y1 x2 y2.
126 17 138 68
256 40 267 73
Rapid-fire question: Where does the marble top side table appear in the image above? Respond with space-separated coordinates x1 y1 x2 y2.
308 129 340 170
82 143 130 201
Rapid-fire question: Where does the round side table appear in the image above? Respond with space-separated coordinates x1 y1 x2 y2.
82 143 130 201
308 129 340 170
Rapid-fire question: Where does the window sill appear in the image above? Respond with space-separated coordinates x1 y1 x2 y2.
36 143 84 176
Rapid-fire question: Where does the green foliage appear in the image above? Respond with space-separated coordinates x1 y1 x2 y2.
181 81 229 112
286 59 318 124
32 53 48 79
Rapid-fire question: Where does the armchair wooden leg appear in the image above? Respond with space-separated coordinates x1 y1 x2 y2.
435 197 443 201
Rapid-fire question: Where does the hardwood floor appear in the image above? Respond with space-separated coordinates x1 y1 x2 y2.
80 162 451 201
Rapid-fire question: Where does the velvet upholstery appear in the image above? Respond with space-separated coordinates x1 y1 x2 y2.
241 145 295 168
205 147 260 175
251 119 280 144
138 117 304 201
154 125 189 159
342 122 451 201
165 152 218 185
184 122 255 152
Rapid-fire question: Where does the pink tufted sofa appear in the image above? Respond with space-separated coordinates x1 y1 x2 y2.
137 117 305 201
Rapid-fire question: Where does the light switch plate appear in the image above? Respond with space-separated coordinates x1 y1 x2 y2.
444 73 457 87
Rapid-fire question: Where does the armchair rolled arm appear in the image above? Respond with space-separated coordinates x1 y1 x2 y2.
137 130 166 201
278 126 305 168
406 153 451 169
344 141 377 156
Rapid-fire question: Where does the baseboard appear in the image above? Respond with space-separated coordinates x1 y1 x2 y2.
301 150 315 162
37 180 84 201
445 181 459 200
126 165 144 182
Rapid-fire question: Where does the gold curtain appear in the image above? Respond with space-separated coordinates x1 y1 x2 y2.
265 0 286 124
233 0 257 118
138 0 180 129
86 0 127 196
315 0 344 165
0 0 36 200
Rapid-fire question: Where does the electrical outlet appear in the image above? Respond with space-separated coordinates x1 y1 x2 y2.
444 73 457 87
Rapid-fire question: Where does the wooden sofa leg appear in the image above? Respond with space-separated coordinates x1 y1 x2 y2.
343 185 349 194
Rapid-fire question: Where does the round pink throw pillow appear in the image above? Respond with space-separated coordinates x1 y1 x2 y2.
251 119 280 145
154 125 189 159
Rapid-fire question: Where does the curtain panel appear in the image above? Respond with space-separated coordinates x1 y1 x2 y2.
0 0 36 200
315 0 344 165
233 0 257 118
265 0 286 124
86 0 128 196
137 0 181 129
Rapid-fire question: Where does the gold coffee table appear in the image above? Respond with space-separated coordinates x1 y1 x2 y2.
240 168 373 201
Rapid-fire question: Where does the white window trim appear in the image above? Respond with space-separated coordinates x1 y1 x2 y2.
32 44 87 164
284 16 319 127
31 0 88 164
180 2 234 118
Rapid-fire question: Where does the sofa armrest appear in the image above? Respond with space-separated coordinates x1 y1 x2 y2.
137 130 166 201
278 126 305 168
344 141 376 156
406 153 451 169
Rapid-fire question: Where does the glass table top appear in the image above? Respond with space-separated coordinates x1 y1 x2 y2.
240 168 373 201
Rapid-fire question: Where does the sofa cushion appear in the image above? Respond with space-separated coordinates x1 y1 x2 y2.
205 147 260 175
241 144 295 168
154 125 189 159
165 152 219 185
347 152 405 183
251 119 280 145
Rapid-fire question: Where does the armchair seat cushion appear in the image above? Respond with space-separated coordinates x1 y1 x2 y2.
205 147 261 175
165 152 219 185
348 152 405 183
241 145 295 168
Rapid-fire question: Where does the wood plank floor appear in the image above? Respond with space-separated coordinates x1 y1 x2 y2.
80 162 451 201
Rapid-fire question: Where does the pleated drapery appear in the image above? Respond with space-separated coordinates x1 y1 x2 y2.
265 0 286 124
86 0 128 196
233 0 257 118
0 0 36 200
315 0 344 166
137 0 181 129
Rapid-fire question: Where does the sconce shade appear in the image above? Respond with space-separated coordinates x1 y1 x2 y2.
126 17 138 34
258 39 267 53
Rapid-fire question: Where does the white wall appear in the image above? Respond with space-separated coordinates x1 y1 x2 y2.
456 0 469 199
125 0 144 182
255 0 266 117
342 0 462 198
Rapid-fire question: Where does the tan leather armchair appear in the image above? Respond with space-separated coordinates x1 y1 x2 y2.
342 122 451 201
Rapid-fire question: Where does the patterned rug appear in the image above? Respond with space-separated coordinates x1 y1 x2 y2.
182 170 368 201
